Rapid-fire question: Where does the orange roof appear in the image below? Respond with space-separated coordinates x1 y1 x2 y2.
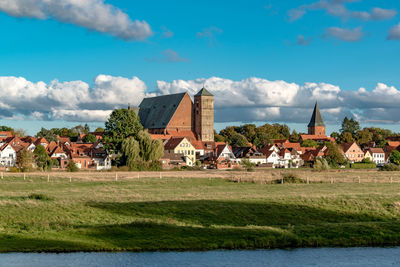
283 142 301 149
388 141 400 147
164 137 186 150
192 140 205 150
301 135 335 142
369 147 384 154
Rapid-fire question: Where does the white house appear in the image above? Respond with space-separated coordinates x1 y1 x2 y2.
368 148 385 166
0 144 17 167
265 150 280 167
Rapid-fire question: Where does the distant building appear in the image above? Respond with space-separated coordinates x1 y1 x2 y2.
138 87 214 142
300 102 335 143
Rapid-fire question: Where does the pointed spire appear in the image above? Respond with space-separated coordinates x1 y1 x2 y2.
195 85 213 97
308 101 325 127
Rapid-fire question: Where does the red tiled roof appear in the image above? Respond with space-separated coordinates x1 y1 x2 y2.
164 137 185 150
369 147 384 154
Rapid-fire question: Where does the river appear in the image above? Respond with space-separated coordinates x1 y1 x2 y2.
1 247 399 267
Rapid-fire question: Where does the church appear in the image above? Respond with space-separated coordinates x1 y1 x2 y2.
301 102 335 143
138 87 215 143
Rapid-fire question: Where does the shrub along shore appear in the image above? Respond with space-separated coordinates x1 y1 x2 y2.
1 175 400 252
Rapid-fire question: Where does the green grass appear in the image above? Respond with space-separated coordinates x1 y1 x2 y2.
1 176 400 252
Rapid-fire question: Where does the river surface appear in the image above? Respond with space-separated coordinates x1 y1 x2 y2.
1 247 400 267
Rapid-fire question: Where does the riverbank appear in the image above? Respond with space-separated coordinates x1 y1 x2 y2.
1 175 400 252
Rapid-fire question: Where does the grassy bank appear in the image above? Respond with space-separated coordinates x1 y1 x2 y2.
1 176 400 252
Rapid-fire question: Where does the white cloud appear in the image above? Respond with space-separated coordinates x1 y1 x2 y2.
0 74 399 125
0 0 152 40
197 26 222 46
289 1 396 22
388 22 400 40
324 27 364 42
146 49 189 63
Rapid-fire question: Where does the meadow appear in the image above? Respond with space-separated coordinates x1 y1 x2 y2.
1 170 400 252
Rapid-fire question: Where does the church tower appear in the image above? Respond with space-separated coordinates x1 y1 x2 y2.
194 87 214 142
308 101 326 136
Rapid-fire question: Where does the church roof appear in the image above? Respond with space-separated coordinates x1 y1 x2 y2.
308 102 325 127
139 92 186 129
195 87 213 96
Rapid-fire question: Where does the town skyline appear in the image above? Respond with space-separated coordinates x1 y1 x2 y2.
0 0 399 134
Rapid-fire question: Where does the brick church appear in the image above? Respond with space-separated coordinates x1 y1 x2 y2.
301 101 335 142
138 87 214 143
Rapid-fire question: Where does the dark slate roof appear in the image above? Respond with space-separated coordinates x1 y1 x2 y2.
195 87 213 97
308 102 325 127
139 93 186 129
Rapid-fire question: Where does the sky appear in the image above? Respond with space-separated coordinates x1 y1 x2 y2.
0 0 399 135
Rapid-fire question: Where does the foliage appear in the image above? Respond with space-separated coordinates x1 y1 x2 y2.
13 128 27 137
340 117 360 137
380 163 400 171
274 173 305 184
103 109 144 152
34 145 50 171
36 128 58 142
214 130 225 142
95 127 105 132
66 160 79 172
241 159 255 172
230 133 250 147
389 150 400 165
313 158 330 171
301 139 318 148
17 148 35 172
121 131 164 171
324 142 346 167
330 131 340 142
361 158 372 164
27 193 53 201
83 134 97 143
0 125 13 132
289 130 300 143
351 163 376 169
339 132 355 144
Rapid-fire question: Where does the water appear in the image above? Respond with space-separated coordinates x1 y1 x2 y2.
1 247 400 267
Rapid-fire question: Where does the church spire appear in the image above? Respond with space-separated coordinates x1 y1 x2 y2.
308 101 325 127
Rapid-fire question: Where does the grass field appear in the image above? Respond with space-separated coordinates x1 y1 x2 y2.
1 172 400 252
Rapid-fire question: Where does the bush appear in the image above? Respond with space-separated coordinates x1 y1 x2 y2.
27 193 53 201
380 164 400 171
273 173 306 184
8 167 20 173
241 159 255 172
351 162 376 169
66 160 79 172
313 158 330 171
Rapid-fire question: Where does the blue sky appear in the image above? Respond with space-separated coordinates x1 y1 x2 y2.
0 0 399 135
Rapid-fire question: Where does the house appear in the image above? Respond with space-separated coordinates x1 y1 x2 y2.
232 146 266 165
265 150 281 168
0 143 16 167
368 148 385 166
210 143 238 169
340 142 364 163
90 144 112 170
364 150 373 162
164 137 196 166
67 143 94 169
259 144 280 154
160 151 187 169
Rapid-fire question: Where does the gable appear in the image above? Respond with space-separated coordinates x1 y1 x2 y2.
139 92 187 129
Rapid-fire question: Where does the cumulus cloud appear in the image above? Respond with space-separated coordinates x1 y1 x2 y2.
0 74 147 122
0 0 152 40
324 26 364 42
0 74 400 125
289 1 396 22
388 22 400 40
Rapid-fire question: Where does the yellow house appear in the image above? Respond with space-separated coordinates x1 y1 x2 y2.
364 150 373 162
164 137 196 166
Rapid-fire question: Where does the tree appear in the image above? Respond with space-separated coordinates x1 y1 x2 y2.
66 160 79 172
389 150 400 165
214 130 225 142
0 125 13 132
13 128 27 137
324 142 346 167
36 128 58 142
355 129 373 148
230 133 250 147
121 130 164 170
17 148 34 172
34 145 50 171
330 131 340 142
95 127 105 132
289 130 300 143
340 117 360 137
220 126 237 144
83 134 97 143
83 123 90 134
339 132 355 144
301 139 318 148
103 109 144 152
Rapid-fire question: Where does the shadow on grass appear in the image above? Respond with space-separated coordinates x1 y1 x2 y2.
79 200 400 250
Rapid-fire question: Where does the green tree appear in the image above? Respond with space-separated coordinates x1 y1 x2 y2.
36 128 57 142
66 160 79 172
121 131 164 170
289 130 300 143
355 129 373 148
330 131 340 142
340 117 360 137
0 125 13 132
95 127 105 132
220 126 237 144
389 150 400 165
339 132 355 144
230 133 250 147
301 139 318 148
103 108 144 152
17 148 35 172
34 145 50 171
83 123 90 134
83 134 97 143
214 130 225 142
324 142 346 167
